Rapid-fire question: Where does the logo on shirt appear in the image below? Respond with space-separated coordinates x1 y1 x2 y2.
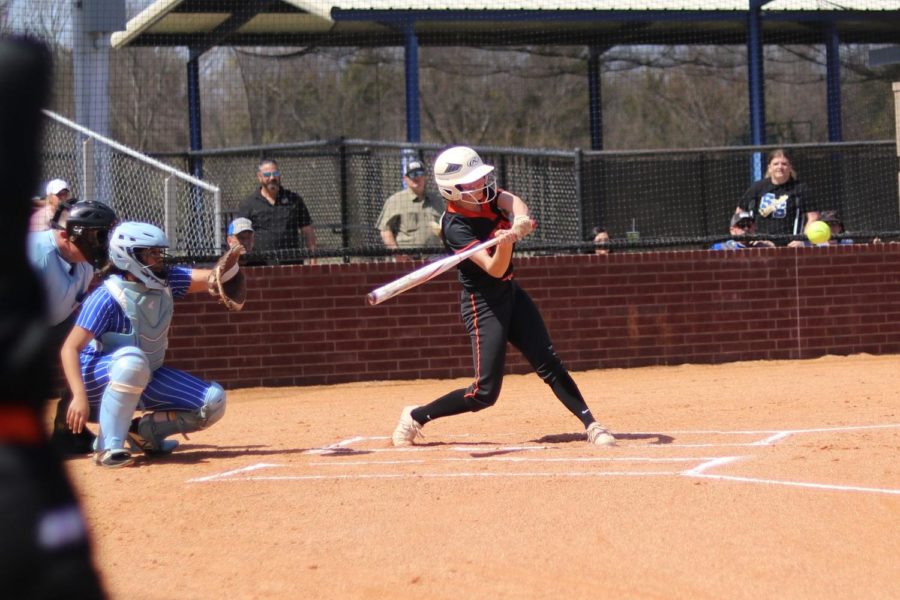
758 193 788 219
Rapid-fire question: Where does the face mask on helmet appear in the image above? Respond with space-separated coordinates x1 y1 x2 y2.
434 146 497 205
70 226 111 269
108 222 170 290
54 199 118 269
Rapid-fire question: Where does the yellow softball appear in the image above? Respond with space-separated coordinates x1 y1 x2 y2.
805 220 831 245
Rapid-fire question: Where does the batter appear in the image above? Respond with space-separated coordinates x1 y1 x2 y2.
391 146 616 447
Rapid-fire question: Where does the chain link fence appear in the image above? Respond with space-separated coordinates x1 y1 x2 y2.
41 116 898 264
153 139 898 262
41 111 222 257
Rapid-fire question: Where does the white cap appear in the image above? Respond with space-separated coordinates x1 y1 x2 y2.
227 217 254 236
46 178 70 196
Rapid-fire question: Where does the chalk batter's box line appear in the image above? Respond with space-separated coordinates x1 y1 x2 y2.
187 424 900 495
187 459 900 495
306 423 900 454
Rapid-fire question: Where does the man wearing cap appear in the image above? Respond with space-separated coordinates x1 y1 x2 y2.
227 217 256 253
710 211 776 250
376 159 443 259
30 178 71 232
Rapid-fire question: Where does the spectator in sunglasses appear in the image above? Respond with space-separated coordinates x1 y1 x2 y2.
237 158 316 264
710 211 776 250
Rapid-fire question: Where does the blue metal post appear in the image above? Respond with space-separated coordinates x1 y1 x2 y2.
747 0 766 181
187 52 203 180
825 24 843 142
403 20 421 143
588 46 603 151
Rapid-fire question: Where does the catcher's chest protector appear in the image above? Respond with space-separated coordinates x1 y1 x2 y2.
100 276 173 371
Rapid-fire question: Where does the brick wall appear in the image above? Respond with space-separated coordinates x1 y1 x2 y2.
167 244 900 389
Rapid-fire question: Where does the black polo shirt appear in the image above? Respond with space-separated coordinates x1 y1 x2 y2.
238 187 312 253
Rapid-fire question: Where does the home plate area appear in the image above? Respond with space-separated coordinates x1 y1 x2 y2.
190 424 900 495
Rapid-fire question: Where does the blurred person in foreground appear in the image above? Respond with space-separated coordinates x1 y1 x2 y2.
736 148 818 246
0 34 105 598
709 211 775 250
238 158 316 264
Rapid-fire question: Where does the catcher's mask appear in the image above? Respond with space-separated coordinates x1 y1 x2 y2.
434 146 497 205
52 199 118 269
108 221 170 289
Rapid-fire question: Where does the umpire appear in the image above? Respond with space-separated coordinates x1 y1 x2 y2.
29 198 117 455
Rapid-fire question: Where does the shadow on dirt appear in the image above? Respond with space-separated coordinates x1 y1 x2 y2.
127 444 315 465
532 432 674 445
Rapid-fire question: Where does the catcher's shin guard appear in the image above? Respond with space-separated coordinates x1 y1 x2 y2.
139 382 226 443
97 348 150 451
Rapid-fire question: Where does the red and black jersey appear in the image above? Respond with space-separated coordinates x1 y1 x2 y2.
442 190 513 291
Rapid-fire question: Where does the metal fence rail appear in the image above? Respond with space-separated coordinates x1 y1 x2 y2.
41 111 222 256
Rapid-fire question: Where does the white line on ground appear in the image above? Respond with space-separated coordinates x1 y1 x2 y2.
188 423 900 494
187 462 284 483
682 456 900 495
686 473 900 496
309 456 714 466
195 471 681 482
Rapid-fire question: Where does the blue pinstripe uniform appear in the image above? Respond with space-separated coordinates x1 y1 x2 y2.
75 267 214 416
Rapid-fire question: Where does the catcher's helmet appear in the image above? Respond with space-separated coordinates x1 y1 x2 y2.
53 199 118 268
109 221 170 289
434 146 496 204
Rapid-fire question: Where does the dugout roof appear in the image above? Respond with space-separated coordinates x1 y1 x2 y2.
112 0 900 49
109 0 900 166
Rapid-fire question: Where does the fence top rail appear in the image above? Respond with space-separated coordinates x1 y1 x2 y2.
151 138 894 162
153 138 579 160
43 110 220 194
581 139 895 158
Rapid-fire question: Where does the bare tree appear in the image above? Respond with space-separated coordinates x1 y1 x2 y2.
110 47 187 151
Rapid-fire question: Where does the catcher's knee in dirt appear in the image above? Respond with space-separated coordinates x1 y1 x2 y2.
140 383 226 441
197 382 226 429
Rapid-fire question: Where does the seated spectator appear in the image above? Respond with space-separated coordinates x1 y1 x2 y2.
819 210 854 245
710 211 776 250
227 217 255 253
591 226 610 255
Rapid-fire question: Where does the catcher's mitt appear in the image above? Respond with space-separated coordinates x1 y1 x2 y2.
208 244 247 311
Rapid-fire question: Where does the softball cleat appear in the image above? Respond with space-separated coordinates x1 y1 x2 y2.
586 422 616 447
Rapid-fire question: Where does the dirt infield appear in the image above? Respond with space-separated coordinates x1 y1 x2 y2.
61 354 899 600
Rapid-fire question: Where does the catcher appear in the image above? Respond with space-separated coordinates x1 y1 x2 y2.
60 221 246 467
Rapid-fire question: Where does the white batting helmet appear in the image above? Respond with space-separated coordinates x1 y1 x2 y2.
109 221 170 290
433 146 496 204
